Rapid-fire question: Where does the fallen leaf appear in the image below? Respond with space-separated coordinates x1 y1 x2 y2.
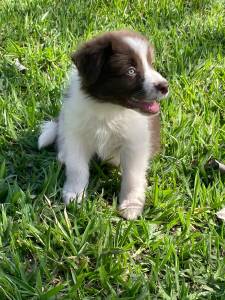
14 59 27 73
216 208 225 221
205 158 225 174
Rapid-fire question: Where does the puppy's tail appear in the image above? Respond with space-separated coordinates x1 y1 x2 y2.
38 120 58 149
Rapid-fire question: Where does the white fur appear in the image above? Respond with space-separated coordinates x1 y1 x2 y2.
38 121 57 149
38 35 167 220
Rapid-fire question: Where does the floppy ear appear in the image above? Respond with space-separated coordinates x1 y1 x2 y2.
71 37 112 86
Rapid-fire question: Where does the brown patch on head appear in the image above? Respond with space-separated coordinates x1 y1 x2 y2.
71 30 153 107
71 34 112 86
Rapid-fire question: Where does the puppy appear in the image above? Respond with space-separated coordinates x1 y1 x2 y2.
38 30 168 220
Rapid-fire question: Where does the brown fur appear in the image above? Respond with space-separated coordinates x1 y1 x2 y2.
149 114 161 155
71 30 154 108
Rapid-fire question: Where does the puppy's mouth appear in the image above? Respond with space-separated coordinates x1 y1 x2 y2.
127 98 160 114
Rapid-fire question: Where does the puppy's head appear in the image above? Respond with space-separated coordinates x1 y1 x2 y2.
72 30 168 114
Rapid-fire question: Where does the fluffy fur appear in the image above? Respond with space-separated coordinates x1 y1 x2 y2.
38 30 168 220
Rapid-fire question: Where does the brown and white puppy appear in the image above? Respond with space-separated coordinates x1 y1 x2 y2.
38 30 168 220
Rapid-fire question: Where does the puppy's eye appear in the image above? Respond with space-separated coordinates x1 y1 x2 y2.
127 67 136 77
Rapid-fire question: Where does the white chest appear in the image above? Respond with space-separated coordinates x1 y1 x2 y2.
91 119 122 160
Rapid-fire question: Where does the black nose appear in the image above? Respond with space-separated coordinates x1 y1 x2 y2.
155 81 168 94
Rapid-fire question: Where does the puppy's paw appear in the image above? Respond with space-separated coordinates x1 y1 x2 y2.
62 189 85 205
119 201 143 220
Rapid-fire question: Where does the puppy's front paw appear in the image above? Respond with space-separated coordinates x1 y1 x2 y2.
119 201 143 220
62 189 85 205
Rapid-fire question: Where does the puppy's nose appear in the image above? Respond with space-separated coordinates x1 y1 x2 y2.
155 81 168 94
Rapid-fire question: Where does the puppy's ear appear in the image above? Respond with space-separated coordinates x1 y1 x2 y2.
71 37 112 86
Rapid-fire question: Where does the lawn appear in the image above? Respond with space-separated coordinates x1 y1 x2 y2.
1 0 225 299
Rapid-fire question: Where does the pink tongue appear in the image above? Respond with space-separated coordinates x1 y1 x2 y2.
142 101 160 113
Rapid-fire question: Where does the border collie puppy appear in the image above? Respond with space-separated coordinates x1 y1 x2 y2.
38 30 168 220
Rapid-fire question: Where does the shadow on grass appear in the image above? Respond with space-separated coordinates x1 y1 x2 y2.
0 131 60 203
0 130 121 206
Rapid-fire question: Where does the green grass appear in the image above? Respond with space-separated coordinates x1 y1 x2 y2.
1 0 225 298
